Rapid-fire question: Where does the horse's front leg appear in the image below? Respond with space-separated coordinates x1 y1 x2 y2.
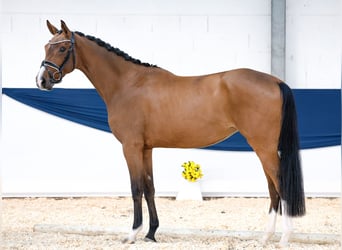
143 149 159 242
122 143 144 244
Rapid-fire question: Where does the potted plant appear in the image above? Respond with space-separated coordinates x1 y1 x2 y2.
176 161 203 201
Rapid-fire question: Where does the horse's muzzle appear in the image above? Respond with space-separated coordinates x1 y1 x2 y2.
36 66 54 91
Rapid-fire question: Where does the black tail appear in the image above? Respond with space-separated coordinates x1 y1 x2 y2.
278 82 306 217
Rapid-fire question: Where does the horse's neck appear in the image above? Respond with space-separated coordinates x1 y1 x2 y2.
75 36 141 103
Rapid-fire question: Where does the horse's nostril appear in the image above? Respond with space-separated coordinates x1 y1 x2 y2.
36 76 47 89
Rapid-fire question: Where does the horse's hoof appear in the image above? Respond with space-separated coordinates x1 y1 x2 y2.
144 236 157 243
122 225 143 244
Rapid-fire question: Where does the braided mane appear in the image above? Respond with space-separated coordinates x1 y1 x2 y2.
75 31 157 68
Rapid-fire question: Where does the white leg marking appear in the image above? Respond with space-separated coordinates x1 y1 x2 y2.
262 209 277 245
36 66 46 89
279 200 293 247
123 224 143 244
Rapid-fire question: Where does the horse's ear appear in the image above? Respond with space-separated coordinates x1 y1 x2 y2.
47 20 58 35
60 20 71 38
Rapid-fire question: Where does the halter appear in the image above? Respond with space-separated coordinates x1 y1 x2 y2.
41 32 75 84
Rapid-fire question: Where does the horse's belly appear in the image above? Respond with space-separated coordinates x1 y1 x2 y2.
150 125 238 149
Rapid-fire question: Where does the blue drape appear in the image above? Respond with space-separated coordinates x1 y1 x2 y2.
3 88 341 151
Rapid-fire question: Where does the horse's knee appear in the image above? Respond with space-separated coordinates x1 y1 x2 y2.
143 183 155 198
131 178 143 197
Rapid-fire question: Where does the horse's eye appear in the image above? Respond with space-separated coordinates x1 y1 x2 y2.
59 47 66 53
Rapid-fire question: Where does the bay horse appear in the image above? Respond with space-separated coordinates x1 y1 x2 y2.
36 20 305 246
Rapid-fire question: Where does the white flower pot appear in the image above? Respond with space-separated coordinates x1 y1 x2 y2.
176 179 202 201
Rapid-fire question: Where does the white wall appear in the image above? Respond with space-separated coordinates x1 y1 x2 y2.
1 0 341 197
1 0 340 89
286 0 341 88
1 0 272 88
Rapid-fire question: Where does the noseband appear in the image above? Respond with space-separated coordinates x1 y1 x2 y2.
41 32 75 84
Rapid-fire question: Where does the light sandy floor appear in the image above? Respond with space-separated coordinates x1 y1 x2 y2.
1 197 341 249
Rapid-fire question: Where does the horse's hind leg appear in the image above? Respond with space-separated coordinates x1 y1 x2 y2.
255 148 293 246
279 200 293 247
142 149 159 242
262 173 280 244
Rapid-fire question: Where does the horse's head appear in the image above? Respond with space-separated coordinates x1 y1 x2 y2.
36 20 76 90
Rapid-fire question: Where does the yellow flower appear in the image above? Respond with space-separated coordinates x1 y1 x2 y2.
181 161 203 182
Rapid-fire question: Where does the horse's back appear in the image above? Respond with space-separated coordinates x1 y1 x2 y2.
139 68 283 149
222 68 281 89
